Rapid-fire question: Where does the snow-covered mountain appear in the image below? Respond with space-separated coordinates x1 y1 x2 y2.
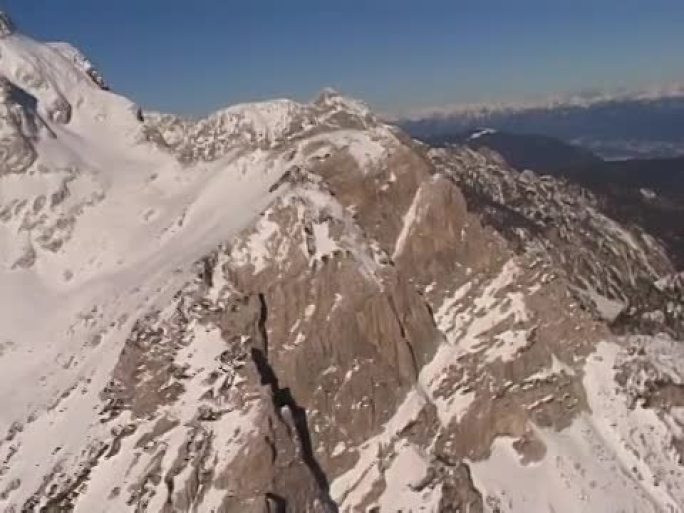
399 88 684 160
1 13 684 513
399 84 684 122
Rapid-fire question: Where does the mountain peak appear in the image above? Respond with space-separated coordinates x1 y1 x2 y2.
315 86 344 102
0 11 15 37
314 87 372 118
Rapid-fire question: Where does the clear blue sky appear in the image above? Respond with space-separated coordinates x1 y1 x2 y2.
4 0 684 116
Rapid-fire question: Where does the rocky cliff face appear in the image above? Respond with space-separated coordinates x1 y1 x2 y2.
1 12 684 513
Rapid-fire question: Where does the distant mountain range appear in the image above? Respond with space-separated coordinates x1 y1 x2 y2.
421 129 602 171
400 91 684 159
425 127 684 268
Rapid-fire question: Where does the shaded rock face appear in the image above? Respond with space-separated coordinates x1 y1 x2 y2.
0 12 15 38
0 77 39 176
2 18 684 513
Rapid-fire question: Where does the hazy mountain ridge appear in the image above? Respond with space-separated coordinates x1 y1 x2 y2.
423 129 602 171
1 13 684 513
424 129 684 270
400 92 684 160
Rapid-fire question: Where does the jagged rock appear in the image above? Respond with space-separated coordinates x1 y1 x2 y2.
47 42 109 90
0 78 38 175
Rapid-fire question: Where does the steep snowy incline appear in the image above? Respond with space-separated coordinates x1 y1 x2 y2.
0 19 281 453
0 16 408 510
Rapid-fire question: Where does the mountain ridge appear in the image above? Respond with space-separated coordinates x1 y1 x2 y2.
400 92 684 160
396 84 684 122
420 128 684 270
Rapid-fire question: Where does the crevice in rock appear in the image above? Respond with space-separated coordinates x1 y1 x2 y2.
303 220 316 257
199 253 217 288
265 492 288 513
386 294 420 379
257 293 270 356
250 294 338 512
425 301 437 328
250 346 338 512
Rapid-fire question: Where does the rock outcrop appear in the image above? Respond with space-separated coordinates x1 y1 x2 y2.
0 12 15 38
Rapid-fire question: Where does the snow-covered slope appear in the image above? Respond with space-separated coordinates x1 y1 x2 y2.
0 19 315 510
1 12 683 513
0 16 401 511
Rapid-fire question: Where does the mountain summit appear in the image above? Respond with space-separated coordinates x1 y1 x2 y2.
1 14 683 513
